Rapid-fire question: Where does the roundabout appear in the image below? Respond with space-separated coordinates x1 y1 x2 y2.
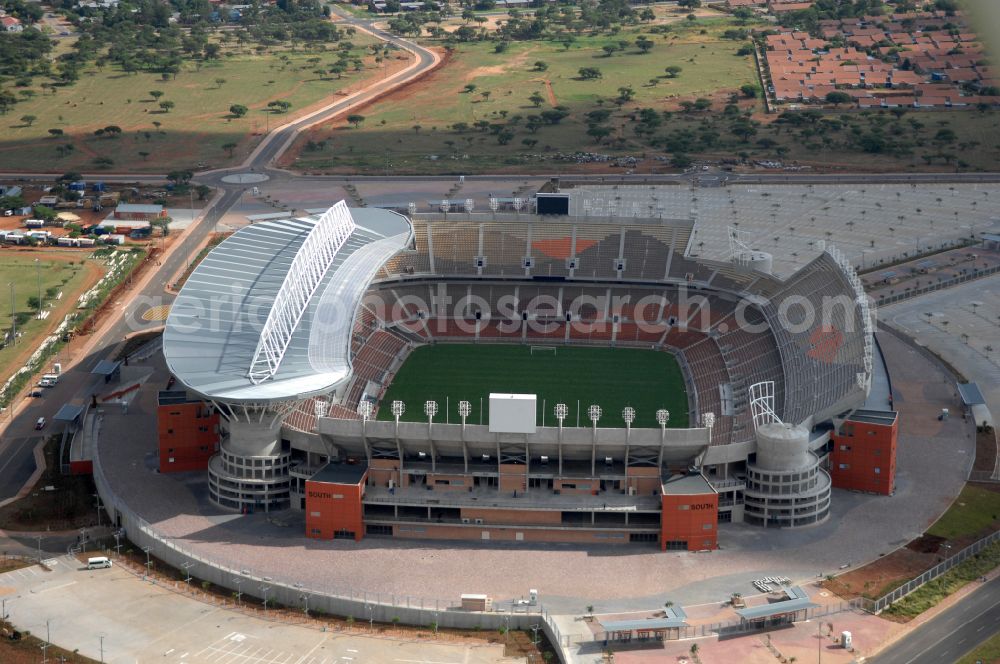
221 172 270 184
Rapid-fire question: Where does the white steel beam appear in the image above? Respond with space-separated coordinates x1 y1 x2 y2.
247 202 356 384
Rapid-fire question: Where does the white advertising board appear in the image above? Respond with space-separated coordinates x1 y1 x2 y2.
489 393 537 434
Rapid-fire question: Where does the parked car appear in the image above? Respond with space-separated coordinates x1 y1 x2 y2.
35 417 45 430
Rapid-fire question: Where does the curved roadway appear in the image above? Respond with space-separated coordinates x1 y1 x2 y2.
0 4 997 640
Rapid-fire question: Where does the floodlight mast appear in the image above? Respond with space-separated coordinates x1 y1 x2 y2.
588 405 602 476
424 400 439 471
391 400 405 472
357 400 373 463
702 411 716 446
458 400 472 472
622 407 636 468
656 409 670 467
554 403 568 475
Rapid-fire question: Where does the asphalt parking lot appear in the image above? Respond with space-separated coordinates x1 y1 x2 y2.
0 555 517 664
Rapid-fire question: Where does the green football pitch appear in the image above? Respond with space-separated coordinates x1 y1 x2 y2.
376 344 689 429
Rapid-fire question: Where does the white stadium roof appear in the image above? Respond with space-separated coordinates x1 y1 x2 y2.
163 203 412 403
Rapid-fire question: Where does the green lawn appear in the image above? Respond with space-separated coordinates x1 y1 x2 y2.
927 485 1000 541
0 39 381 173
376 344 689 429
957 630 1000 664
291 21 759 173
0 252 92 374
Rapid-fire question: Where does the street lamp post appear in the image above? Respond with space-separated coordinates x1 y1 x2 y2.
34 259 41 320
232 578 243 606
99 633 105 663
182 562 194 585
142 546 152 578
9 282 15 346
261 585 271 615
35 535 42 564
366 604 374 631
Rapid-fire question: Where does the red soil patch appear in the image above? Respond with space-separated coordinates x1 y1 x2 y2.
822 547 942 601
278 46 450 169
532 237 597 260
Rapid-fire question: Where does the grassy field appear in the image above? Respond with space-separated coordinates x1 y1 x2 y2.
957 631 1000 664
927 484 1000 541
376 344 689 429
0 35 387 173
0 250 96 380
288 11 1000 174
289 19 760 173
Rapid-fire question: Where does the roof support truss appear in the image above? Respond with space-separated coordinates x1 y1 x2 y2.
247 202 356 384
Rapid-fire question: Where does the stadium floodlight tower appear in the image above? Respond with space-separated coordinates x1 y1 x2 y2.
744 381 832 527
312 398 329 432
358 400 373 462
694 411 715 470
424 400 439 470
390 399 406 470
554 403 568 474
656 409 670 467
588 404 602 476
162 201 413 513
458 400 472 472
622 407 636 468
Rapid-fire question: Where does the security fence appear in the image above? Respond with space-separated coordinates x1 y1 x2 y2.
874 264 1000 306
858 528 1000 614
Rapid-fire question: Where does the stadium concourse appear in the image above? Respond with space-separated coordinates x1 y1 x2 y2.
83 197 976 654
94 329 971 613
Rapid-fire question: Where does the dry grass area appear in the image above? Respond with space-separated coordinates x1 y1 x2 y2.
822 546 941 601
824 483 1000 602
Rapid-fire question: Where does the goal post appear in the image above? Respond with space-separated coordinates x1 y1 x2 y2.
529 345 557 356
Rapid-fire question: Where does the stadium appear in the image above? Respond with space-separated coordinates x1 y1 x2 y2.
161 198 893 552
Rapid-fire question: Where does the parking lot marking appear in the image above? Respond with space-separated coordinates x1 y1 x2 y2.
38 580 76 593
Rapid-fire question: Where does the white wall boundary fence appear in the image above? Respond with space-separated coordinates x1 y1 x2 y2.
91 444 568 661
874 264 1000 306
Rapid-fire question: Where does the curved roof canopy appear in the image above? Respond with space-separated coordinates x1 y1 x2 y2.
163 203 412 404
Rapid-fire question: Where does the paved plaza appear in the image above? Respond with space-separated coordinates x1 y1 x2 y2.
0 556 516 664
94 330 972 617
883 274 1000 448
